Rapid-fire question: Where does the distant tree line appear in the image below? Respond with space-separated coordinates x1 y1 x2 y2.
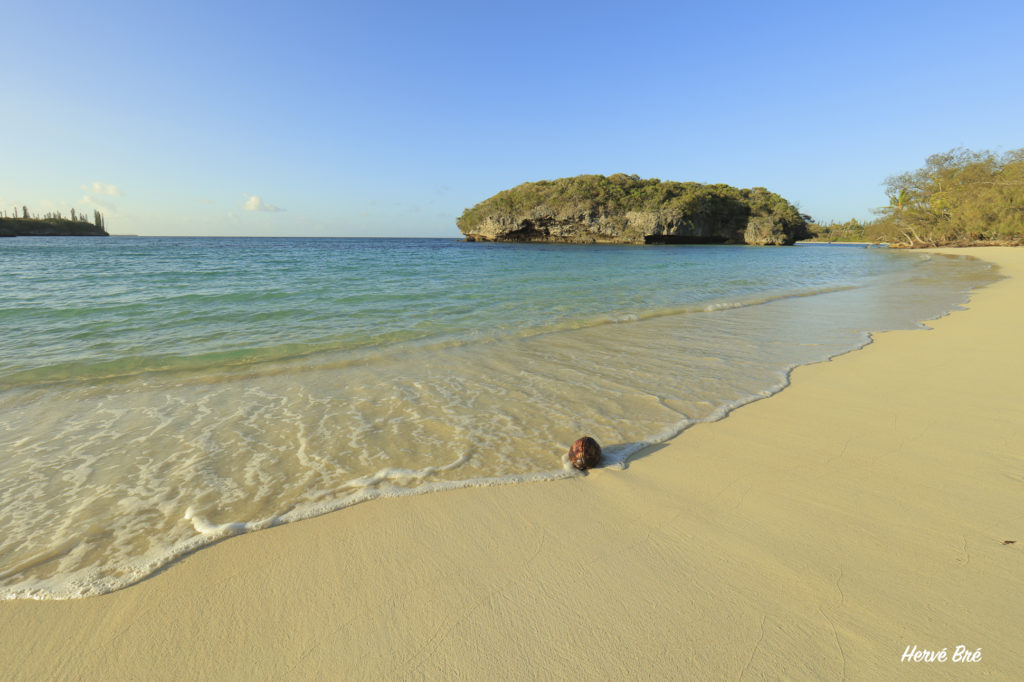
2 205 105 229
809 148 1024 247
805 218 867 243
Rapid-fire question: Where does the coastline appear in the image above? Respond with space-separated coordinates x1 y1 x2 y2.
2 247 1022 679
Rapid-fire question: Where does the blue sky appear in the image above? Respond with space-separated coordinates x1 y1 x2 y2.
2 0 1022 236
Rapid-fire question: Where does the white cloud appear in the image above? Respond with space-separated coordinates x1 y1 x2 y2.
82 182 123 196
83 195 116 212
242 193 283 212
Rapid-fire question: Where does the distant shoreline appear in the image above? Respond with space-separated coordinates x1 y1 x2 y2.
797 240 883 246
0 217 107 237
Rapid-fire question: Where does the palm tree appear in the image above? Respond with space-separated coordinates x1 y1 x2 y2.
888 188 911 213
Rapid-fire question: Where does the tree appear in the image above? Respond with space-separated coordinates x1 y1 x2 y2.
869 147 1024 246
888 188 911 214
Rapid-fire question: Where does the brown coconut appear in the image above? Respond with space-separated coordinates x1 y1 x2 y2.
568 436 602 470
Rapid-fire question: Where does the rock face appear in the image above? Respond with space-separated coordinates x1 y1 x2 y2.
457 174 810 246
568 436 602 471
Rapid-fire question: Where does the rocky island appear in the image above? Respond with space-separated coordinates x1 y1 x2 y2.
457 174 811 245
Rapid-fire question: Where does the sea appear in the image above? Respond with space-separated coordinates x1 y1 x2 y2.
0 237 1000 599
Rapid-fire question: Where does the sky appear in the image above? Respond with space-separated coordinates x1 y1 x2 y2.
2 0 1022 237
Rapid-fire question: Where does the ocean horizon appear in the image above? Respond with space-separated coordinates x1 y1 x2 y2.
0 237 1000 599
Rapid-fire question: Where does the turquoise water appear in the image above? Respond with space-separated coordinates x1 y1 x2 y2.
0 238 948 387
0 237 999 598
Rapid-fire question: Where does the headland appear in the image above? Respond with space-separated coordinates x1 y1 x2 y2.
457 174 811 245
0 217 108 237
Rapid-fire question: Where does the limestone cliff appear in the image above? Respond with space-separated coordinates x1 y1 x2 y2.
457 174 810 245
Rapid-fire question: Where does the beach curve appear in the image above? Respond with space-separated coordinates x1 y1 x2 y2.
1 247 1022 680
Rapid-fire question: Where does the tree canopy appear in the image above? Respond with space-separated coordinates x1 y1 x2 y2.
873 148 1024 245
809 148 1024 246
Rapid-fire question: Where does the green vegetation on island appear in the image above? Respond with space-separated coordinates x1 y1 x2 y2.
457 174 811 245
808 148 1024 247
0 206 108 237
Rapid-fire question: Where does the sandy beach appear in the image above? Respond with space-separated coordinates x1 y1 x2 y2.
2 246 1022 680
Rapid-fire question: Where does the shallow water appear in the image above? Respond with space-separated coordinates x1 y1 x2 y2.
0 238 999 598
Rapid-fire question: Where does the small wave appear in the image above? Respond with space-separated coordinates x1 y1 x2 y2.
516 284 860 339
0 284 859 391
1 453 578 601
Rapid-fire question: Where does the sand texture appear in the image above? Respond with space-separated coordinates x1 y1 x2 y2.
2 248 1022 680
